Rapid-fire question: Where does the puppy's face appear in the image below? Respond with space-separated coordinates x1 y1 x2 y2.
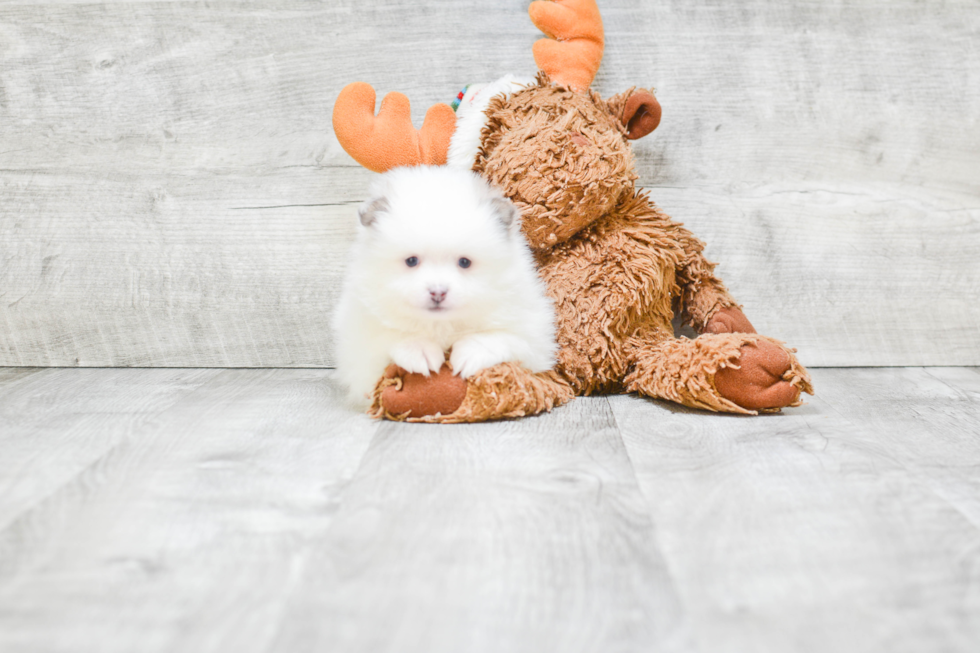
353 167 522 323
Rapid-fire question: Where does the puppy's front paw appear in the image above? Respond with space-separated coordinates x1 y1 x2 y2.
390 340 446 376
450 335 514 379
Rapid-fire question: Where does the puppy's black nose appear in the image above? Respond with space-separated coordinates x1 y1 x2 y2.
429 288 447 304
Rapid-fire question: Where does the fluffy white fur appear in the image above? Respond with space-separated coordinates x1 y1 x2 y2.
446 75 535 169
333 166 557 404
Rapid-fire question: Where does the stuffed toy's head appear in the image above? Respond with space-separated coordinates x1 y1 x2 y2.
473 77 661 250
333 0 663 250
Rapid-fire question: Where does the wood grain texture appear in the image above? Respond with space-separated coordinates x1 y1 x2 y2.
1 0 978 366
0 368 379 653
1 367 979 652
270 397 681 653
1 170 360 366
656 184 980 366
0 367 218 528
610 367 980 653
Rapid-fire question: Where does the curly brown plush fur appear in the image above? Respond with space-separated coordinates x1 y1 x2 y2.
372 74 813 421
371 362 574 424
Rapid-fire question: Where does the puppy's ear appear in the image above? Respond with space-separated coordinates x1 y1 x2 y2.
358 196 390 227
489 196 521 236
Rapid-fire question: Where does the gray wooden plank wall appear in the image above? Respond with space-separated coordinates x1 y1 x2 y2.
1 0 978 367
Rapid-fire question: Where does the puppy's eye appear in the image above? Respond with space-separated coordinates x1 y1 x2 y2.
457 257 471 269
405 256 419 267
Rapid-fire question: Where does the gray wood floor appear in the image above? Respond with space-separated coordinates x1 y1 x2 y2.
1 367 978 653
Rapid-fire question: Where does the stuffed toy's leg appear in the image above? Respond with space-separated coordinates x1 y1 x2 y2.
624 330 813 415
369 362 575 423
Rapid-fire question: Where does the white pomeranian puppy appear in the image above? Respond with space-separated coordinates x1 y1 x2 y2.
333 166 557 404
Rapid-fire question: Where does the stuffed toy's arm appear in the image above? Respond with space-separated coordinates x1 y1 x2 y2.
672 227 752 334
665 218 814 411
369 362 574 423
540 196 689 393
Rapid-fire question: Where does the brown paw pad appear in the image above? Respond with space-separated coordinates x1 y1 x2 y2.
704 306 757 335
714 341 801 411
380 363 467 418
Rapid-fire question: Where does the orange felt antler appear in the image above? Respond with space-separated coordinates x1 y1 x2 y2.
332 82 457 173
529 0 605 92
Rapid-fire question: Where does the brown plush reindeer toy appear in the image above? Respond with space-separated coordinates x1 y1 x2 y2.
332 0 813 421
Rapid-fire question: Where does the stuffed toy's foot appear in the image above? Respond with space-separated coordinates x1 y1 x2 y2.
369 362 575 423
625 333 813 415
714 340 812 411
699 306 814 411
371 363 468 419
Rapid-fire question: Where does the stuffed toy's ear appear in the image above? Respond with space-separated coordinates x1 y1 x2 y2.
607 88 662 140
